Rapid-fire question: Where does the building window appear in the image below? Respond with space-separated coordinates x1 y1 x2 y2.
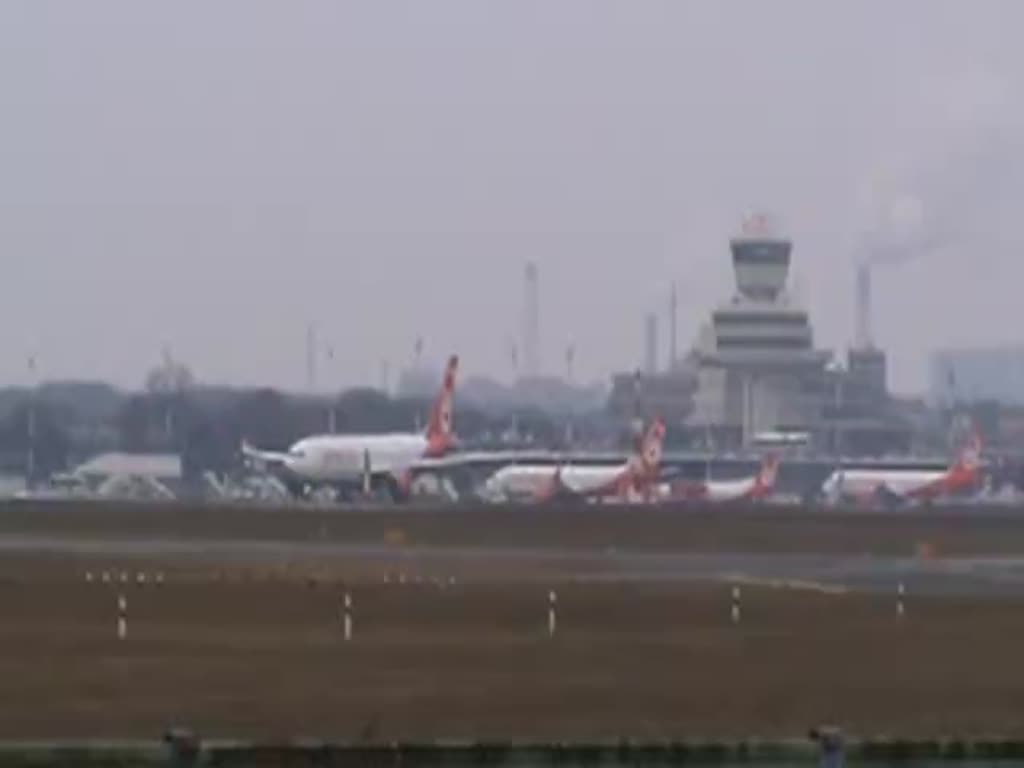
716 337 811 350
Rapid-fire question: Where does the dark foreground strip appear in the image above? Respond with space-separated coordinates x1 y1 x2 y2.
4 738 1024 767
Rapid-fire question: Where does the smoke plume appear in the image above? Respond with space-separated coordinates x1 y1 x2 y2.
854 64 1022 269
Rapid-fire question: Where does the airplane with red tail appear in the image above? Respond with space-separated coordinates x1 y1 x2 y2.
821 430 983 506
481 420 667 503
663 453 780 503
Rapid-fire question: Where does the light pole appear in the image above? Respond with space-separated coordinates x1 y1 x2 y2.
325 344 337 433
26 356 37 488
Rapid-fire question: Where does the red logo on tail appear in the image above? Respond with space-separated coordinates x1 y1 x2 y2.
628 419 666 497
425 355 459 457
752 454 779 499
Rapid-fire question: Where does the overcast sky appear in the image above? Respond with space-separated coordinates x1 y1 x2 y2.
2 1 1021 394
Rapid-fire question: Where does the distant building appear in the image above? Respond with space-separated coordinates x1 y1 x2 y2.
65 452 182 499
462 375 606 416
607 369 697 430
930 345 1024 407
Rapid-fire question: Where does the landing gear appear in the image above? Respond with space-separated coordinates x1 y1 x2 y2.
381 475 409 504
284 479 308 500
874 484 904 510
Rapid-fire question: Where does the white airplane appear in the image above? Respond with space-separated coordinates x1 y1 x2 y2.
821 431 983 506
481 420 666 503
242 355 459 498
663 454 780 503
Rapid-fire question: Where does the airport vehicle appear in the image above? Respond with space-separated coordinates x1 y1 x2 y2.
664 453 780 503
480 420 666 503
242 355 459 498
820 431 983 506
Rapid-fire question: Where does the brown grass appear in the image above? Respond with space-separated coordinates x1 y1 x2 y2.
0 557 1022 741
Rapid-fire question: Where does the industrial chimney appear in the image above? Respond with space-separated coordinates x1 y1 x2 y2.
855 262 872 349
849 260 888 399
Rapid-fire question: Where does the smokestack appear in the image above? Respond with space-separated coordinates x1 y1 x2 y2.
644 312 658 376
855 262 872 349
523 262 540 377
669 282 678 369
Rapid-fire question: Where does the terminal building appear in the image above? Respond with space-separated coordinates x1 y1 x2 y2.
610 215 912 455
685 216 832 449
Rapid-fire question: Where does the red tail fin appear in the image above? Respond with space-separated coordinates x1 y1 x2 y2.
639 419 666 473
957 429 982 470
425 355 458 457
627 418 665 495
753 453 780 497
944 428 983 494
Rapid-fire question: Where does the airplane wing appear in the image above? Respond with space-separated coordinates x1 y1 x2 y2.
655 466 687 480
410 446 683 482
408 449 561 472
240 441 292 466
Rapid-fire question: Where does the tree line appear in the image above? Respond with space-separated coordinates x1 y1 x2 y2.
0 381 596 483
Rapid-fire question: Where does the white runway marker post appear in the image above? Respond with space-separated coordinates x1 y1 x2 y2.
117 594 127 640
343 592 353 642
731 586 741 624
897 582 905 617
548 590 557 638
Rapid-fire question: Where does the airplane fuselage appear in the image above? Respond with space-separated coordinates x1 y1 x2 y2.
822 468 968 503
284 433 430 484
667 476 770 503
484 463 627 502
697 476 766 502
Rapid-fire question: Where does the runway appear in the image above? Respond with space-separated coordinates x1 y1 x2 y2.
5 503 1024 739
4 532 1024 596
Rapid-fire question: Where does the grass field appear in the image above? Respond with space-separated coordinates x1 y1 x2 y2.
1 554 1023 741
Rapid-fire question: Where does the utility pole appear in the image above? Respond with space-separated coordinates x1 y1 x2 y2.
26 356 36 488
669 282 678 370
325 344 336 433
160 345 177 447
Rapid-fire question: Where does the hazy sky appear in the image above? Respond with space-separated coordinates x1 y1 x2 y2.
2 1 1022 394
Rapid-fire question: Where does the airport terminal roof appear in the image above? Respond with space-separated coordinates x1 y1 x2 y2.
72 452 182 480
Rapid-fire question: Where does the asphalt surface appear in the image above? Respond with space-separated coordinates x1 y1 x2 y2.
4 532 1024 596
5 499 1024 596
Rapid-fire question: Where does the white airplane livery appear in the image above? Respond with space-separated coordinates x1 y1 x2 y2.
243 355 459 496
664 454 780 503
821 431 983 506
482 420 666 503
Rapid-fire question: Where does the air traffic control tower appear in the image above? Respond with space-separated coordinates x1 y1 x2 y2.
687 215 832 448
